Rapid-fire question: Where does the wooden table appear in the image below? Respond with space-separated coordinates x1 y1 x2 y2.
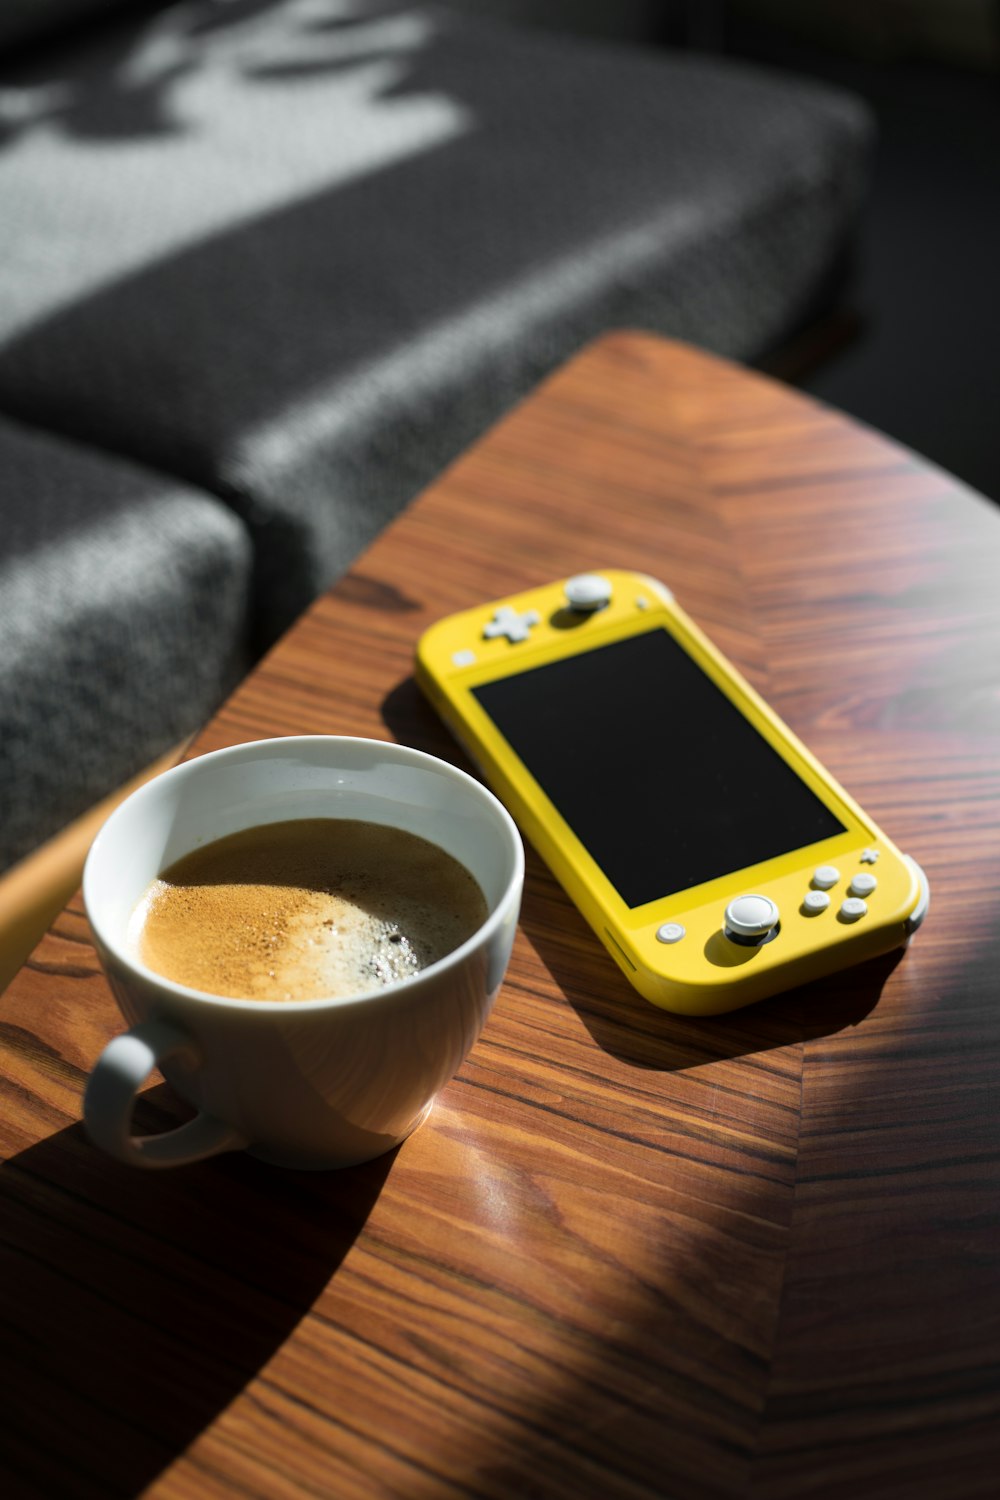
2 332 999 1499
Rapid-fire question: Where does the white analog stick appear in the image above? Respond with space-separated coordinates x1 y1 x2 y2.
564 574 613 612
724 894 780 941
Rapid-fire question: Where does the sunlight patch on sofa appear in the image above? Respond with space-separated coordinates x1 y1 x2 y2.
0 1 470 343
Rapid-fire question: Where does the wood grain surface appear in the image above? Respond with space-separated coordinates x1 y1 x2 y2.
2 332 998 1499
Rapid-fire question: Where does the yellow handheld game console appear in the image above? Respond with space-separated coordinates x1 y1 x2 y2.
415 571 929 1015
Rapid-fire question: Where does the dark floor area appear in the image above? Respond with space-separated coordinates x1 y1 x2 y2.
720 20 1000 504
499 3 999 501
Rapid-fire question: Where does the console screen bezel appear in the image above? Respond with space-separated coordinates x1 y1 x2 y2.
464 621 860 916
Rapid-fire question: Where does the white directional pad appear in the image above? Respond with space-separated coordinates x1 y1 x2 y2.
483 606 541 644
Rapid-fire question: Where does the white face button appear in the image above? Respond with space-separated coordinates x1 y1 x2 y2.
839 897 868 922
564 574 613 612
849 872 877 897
802 890 831 915
656 922 686 944
724 894 780 939
812 865 841 890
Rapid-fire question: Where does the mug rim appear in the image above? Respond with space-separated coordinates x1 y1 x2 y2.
83 735 525 1014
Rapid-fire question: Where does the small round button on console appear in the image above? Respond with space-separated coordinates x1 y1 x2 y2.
724 894 780 944
802 889 830 915
656 922 686 945
849 872 878 898
564 574 613 613
812 865 841 890
839 897 868 922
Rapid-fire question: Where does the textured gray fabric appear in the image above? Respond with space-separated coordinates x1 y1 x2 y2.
0 0 873 649
0 415 253 872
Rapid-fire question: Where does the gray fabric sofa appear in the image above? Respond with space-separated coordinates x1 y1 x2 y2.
0 0 874 875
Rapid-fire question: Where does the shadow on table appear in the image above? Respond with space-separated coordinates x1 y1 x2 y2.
382 673 468 764
0 1092 394 1497
523 893 899 1068
382 674 895 1065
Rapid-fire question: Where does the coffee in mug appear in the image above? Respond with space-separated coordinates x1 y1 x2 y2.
82 737 523 1171
132 818 488 1002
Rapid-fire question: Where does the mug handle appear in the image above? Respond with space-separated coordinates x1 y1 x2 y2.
83 1020 246 1168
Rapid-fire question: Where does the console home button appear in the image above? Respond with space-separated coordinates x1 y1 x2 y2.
656 922 686 944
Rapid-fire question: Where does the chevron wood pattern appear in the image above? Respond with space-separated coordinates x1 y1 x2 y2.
2 333 998 1499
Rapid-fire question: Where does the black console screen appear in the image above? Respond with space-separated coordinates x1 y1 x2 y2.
472 628 845 909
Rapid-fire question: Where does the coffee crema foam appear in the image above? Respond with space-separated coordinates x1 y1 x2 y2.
130 818 488 1002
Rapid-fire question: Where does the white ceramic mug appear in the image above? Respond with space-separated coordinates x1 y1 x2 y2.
82 736 524 1170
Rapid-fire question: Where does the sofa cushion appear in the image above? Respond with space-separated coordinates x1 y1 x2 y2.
0 416 253 873
0 0 873 646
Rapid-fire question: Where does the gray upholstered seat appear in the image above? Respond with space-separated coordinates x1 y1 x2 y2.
0 0 873 650
0 416 252 872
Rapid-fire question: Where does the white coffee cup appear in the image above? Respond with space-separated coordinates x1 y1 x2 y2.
82 736 523 1170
